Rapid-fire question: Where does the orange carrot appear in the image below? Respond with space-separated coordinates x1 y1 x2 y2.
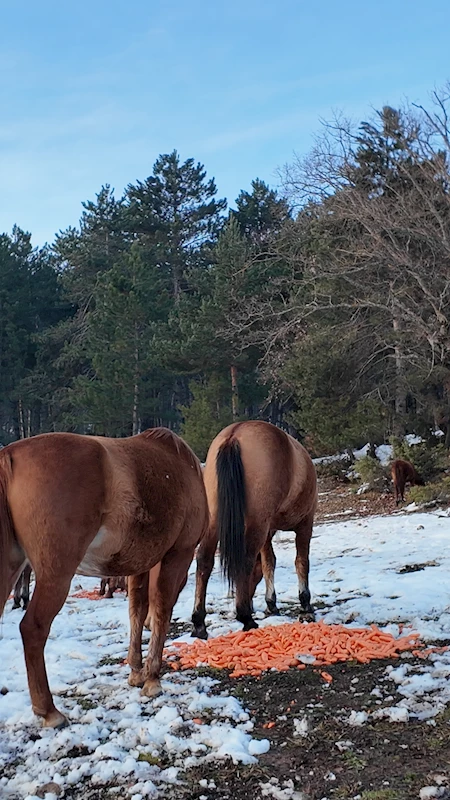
164 621 428 679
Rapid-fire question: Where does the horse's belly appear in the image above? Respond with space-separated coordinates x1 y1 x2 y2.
77 526 119 578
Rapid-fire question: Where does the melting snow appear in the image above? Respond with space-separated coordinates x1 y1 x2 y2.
2 508 450 797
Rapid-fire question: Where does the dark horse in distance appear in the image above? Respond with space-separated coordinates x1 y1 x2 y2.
391 458 424 505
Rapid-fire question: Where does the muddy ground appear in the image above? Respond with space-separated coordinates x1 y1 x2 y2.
315 478 398 524
165 658 450 800
13 480 450 800
61 652 450 800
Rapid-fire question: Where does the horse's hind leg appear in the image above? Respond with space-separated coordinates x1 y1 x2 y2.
12 572 23 610
249 552 263 614
20 573 73 728
191 528 218 639
9 548 27 610
142 546 194 698
261 534 279 615
127 572 150 687
21 564 32 610
144 563 161 630
235 529 264 631
295 514 314 616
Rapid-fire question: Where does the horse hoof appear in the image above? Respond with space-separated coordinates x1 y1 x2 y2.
42 710 68 729
243 619 258 631
266 605 280 616
128 670 145 688
141 680 162 698
192 627 208 640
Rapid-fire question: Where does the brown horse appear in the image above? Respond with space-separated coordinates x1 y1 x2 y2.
192 421 317 639
0 428 208 728
99 575 128 598
391 458 424 505
12 564 33 610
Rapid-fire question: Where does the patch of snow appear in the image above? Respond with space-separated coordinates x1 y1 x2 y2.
4 507 450 796
375 444 393 465
405 434 423 445
293 717 308 737
335 740 353 752
346 711 368 726
419 788 446 799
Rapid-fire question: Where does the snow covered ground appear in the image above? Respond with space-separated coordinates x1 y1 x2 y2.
1 509 450 799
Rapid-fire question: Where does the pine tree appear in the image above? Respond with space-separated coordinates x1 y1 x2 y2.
55 185 126 305
125 151 226 302
168 217 264 421
233 179 291 249
65 245 171 435
0 227 67 440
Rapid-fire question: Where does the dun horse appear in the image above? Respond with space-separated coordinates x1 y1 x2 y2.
12 564 33 610
0 428 208 728
391 458 424 505
192 421 317 639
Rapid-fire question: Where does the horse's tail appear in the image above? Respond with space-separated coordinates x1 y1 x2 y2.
216 439 246 590
0 452 14 616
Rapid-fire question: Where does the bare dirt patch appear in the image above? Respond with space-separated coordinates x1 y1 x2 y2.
164 660 450 800
316 478 397 523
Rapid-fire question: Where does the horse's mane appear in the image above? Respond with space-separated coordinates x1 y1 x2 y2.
141 428 202 477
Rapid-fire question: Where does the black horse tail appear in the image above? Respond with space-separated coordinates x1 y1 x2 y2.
216 439 246 590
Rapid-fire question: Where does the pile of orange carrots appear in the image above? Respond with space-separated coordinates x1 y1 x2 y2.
71 588 103 600
166 620 423 677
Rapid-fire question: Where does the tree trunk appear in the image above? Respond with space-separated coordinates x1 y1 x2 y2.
18 398 25 439
173 272 181 305
132 328 139 436
443 375 450 449
230 365 239 420
392 314 407 437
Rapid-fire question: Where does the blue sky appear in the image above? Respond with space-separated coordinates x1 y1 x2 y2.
1 0 449 245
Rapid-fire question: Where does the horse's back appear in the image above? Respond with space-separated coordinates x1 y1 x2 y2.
204 421 316 530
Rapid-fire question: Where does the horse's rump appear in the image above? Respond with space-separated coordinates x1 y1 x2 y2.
141 427 202 477
391 458 422 486
205 421 317 531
